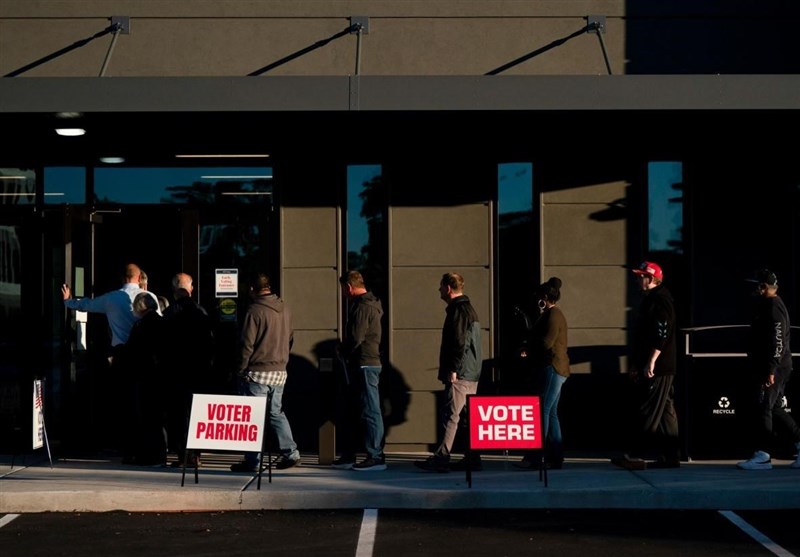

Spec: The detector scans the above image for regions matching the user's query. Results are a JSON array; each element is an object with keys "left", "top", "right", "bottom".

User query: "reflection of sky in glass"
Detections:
[
  {"left": 648, "top": 161, "right": 683, "bottom": 253},
  {"left": 498, "top": 163, "right": 533, "bottom": 217},
  {"left": 94, "top": 167, "right": 272, "bottom": 204},
  {"left": 44, "top": 167, "right": 86, "bottom": 204},
  {"left": 347, "top": 165, "right": 381, "bottom": 254}
]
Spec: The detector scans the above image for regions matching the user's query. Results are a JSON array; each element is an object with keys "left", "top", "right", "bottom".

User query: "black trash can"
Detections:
[{"left": 685, "top": 355, "right": 749, "bottom": 459}]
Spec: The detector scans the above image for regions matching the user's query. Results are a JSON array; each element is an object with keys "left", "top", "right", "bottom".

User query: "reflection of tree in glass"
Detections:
[
  {"left": 163, "top": 178, "right": 273, "bottom": 206},
  {"left": 347, "top": 175, "right": 387, "bottom": 302},
  {"left": 163, "top": 180, "right": 217, "bottom": 204}
]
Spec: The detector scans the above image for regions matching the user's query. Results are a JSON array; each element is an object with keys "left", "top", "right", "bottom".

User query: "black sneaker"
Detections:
[
  {"left": 352, "top": 457, "right": 387, "bottom": 471},
  {"left": 275, "top": 456, "right": 301, "bottom": 470},
  {"left": 230, "top": 462, "right": 258, "bottom": 473},
  {"left": 414, "top": 457, "right": 450, "bottom": 473},
  {"left": 331, "top": 456, "right": 356, "bottom": 470}
]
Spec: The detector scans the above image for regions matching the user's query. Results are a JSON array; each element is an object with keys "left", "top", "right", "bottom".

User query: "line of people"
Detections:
[
  {"left": 63, "top": 266, "right": 214, "bottom": 467},
  {"left": 610, "top": 262, "right": 800, "bottom": 472},
  {"left": 63, "top": 261, "right": 800, "bottom": 474}
]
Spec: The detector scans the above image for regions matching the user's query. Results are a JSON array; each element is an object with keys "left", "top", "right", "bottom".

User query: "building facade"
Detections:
[{"left": 1, "top": 1, "right": 799, "bottom": 458}]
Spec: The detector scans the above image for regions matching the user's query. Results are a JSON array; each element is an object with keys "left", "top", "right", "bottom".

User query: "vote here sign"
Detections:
[
  {"left": 468, "top": 395, "right": 542, "bottom": 450},
  {"left": 186, "top": 394, "right": 267, "bottom": 452}
]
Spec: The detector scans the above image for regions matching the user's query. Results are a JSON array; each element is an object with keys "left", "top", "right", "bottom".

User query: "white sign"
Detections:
[
  {"left": 186, "top": 394, "right": 267, "bottom": 452},
  {"left": 33, "top": 380, "right": 44, "bottom": 450},
  {"left": 215, "top": 268, "right": 239, "bottom": 298}
]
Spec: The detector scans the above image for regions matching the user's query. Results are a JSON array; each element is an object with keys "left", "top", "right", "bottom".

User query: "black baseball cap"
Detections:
[{"left": 746, "top": 269, "right": 778, "bottom": 286}]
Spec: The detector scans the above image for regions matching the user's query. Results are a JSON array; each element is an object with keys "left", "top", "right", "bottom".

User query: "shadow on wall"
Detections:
[
  {"left": 284, "top": 351, "right": 324, "bottom": 454},
  {"left": 284, "top": 339, "right": 411, "bottom": 455},
  {"left": 493, "top": 345, "right": 635, "bottom": 456}
]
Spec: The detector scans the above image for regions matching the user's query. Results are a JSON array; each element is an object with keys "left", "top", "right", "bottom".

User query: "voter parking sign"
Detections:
[
  {"left": 187, "top": 393, "right": 267, "bottom": 452},
  {"left": 468, "top": 395, "right": 542, "bottom": 450}
]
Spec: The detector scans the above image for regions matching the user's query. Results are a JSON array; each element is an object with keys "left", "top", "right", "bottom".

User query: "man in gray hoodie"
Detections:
[{"left": 230, "top": 273, "right": 300, "bottom": 472}]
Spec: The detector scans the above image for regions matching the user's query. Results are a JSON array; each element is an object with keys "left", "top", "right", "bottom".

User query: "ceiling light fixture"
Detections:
[
  {"left": 55, "top": 128, "right": 86, "bottom": 137},
  {"left": 175, "top": 154, "right": 270, "bottom": 158},
  {"left": 99, "top": 157, "right": 126, "bottom": 164}
]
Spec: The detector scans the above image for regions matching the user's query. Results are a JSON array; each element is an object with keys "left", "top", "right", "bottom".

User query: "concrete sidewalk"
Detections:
[{"left": 2, "top": 453, "right": 800, "bottom": 513}]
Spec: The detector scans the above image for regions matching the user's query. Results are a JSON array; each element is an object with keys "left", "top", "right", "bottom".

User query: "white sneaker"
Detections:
[
  {"left": 736, "top": 450, "right": 772, "bottom": 470},
  {"left": 790, "top": 443, "right": 800, "bottom": 469}
]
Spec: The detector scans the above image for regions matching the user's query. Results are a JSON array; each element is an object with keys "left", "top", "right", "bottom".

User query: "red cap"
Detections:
[{"left": 632, "top": 261, "right": 663, "bottom": 281}]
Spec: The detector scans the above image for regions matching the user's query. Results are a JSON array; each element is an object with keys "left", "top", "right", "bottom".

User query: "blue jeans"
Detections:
[
  {"left": 354, "top": 366, "right": 385, "bottom": 459},
  {"left": 540, "top": 365, "right": 567, "bottom": 459},
  {"left": 238, "top": 379, "right": 299, "bottom": 467}
]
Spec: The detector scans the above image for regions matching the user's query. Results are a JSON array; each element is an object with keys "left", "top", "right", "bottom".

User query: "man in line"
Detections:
[
  {"left": 230, "top": 273, "right": 301, "bottom": 472},
  {"left": 612, "top": 261, "right": 680, "bottom": 470},
  {"left": 415, "top": 272, "right": 482, "bottom": 473},
  {"left": 737, "top": 269, "right": 800, "bottom": 470},
  {"left": 162, "top": 272, "right": 215, "bottom": 468},
  {"left": 62, "top": 262, "right": 146, "bottom": 460},
  {"left": 61, "top": 262, "right": 145, "bottom": 355},
  {"left": 332, "top": 270, "right": 387, "bottom": 471}
]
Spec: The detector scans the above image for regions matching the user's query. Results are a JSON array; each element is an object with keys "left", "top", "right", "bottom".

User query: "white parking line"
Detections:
[
  {"left": 0, "top": 514, "right": 20, "bottom": 528},
  {"left": 356, "top": 508, "right": 378, "bottom": 557},
  {"left": 719, "top": 510, "right": 796, "bottom": 557}
]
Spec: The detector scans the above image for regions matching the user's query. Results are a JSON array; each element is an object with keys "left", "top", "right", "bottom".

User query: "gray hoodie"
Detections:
[{"left": 238, "top": 293, "right": 293, "bottom": 373}]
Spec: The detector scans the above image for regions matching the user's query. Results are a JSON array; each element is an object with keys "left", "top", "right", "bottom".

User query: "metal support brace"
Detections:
[
  {"left": 350, "top": 17, "right": 369, "bottom": 76},
  {"left": 100, "top": 17, "right": 130, "bottom": 77},
  {"left": 587, "top": 15, "right": 613, "bottom": 75},
  {"left": 4, "top": 16, "right": 129, "bottom": 77}
]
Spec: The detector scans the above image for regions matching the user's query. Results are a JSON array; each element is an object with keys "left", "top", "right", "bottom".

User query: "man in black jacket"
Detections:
[
  {"left": 415, "top": 272, "right": 482, "bottom": 473},
  {"left": 737, "top": 269, "right": 800, "bottom": 470},
  {"left": 332, "top": 270, "right": 387, "bottom": 471},
  {"left": 162, "top": 272, "right": 214, "bottom": 468},
  {"left": 612, "top": 261, "right": 680, "bottom": 470}
]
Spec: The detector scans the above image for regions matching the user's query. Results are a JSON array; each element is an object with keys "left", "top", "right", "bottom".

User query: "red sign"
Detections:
[{"left": 468, "top": 395, "right": 542, "bottom": 450}]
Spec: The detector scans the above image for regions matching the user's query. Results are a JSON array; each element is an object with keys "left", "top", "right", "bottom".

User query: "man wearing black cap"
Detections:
[
  {"left": 737, "top": 269, "right": 800, "bottom": 470},
  {"left": 612, "top": 261, "right": 680, "bottom": 470}
]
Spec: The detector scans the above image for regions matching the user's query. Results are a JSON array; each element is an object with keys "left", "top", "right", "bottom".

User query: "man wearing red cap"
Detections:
[{"left": 612, "top": 261, "right": 680, "bottom": 470}]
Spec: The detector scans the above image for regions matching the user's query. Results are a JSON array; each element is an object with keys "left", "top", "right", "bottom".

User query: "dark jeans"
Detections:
[
  {"left": 752, "top": 371, "right": 800, "bottom": 454},
  {"left": 631, "top": 374, "right": 680, "bottom": 462},
  {"left": 337, "top": 366, "right": 385, "bottom": 460}
]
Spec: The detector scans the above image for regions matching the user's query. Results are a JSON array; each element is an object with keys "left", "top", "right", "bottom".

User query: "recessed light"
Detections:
[
  {"left": 99, "top": 157, "right": 125, "bottom": 164},
  {"left": 55, "top": 128, "right": 86, "bottom": 137},
  {"left": 175, "top": 154, "right": 270, "bottom": 158}
]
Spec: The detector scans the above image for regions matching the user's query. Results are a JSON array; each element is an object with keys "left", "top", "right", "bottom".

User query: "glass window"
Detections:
[
  {"left": 346, "top": 164, "right": 386, "bottom": 301},
  {"left": 94, "top": 167, "right": 272, "bottom": 205},
  {"left": 498, "top": 163, "right": 533, "bottom": 223},
  {"left": 44, "top": 167, "right": 86, "bottom": 204},
  {"left": 0, "top": 224, "right": 23, "bottom": 370},
  {"left": 0, "top": 168, "right": 35, "bottom": 205},
  {"left": 648, "top": 161, "right": 684, "bottom": 253},
  {"left": 497, "top": 162, "right": 535, "bottom": 392}
]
